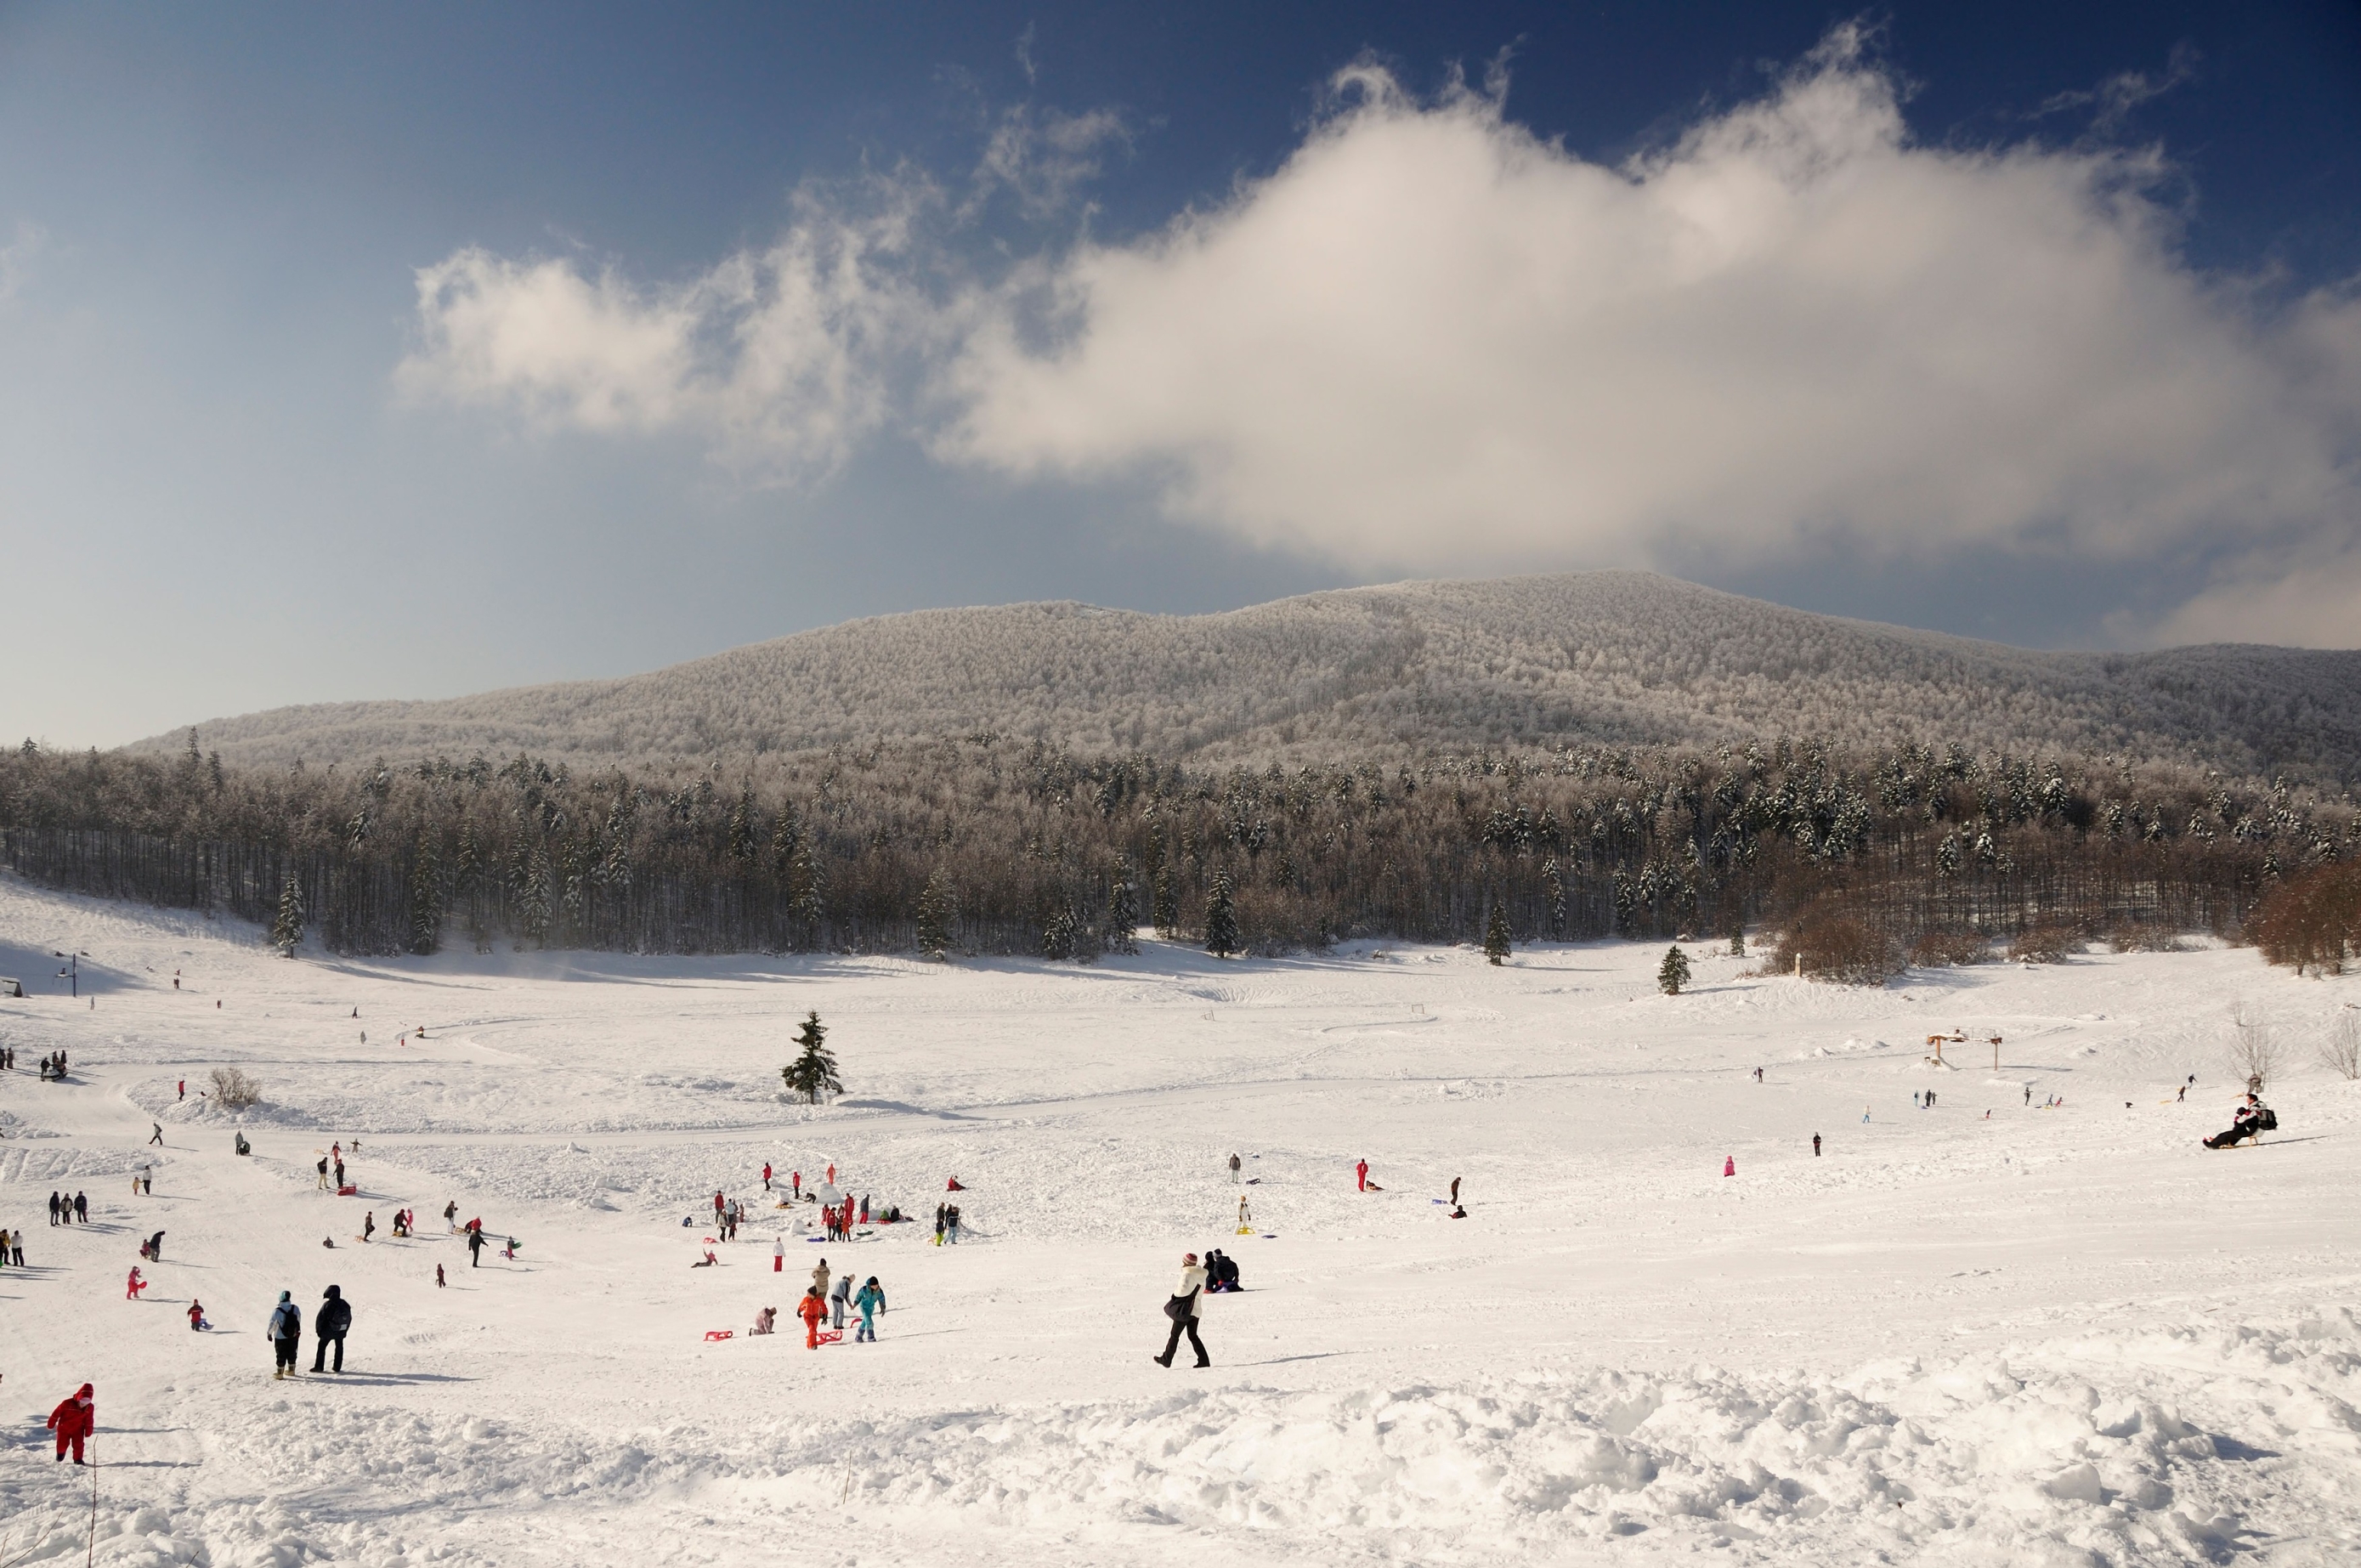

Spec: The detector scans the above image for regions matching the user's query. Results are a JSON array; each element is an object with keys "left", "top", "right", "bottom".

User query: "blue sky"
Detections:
[{"left": 3, "top": 2, "right": 2358, "bottom": 748}]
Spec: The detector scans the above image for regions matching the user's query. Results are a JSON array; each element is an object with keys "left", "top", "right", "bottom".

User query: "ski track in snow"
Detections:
[{"left": 1, "top": 875, "right": 2358, "bottom": 1565}]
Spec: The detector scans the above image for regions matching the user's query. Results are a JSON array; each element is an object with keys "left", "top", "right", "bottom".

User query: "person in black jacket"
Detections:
[{"left": 311, "top": 1285, "right": 352, "bottom": 1372}]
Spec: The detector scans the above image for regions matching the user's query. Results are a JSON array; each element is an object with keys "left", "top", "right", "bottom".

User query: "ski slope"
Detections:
[{"left": 2, "top": 874, "right": 2358, "bottom": 1567}]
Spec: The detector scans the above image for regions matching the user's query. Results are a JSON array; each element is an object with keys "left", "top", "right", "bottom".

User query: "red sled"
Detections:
[
  {"left": 815, "top": 1329, "right": 843, "bottom": 1345},
  {"left": 704, "top": 1329, "right": 733, "bottom": 1341},
  {"left": 337, "top": 1185, "right": 358, "bottom": 1197}
]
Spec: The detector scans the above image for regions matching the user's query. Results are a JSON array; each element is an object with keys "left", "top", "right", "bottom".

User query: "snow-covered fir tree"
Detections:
[
  {"left": 1204, "top": 869, "right": 1238, "bottom": 958},
  {"left": 914, "top": 869, "right": 955, "bottom": 961},
  {"left": 782, "top": 1010, "right": 841, "bottom": 1105},
  {"left": 1659, "top": 944, "right": 1691, "bottom": 995},
  {"left": 270, "top": 875, "right": 304, "bottom": 957},
  {"left": 1484, "top": 902, "right": 1511, "bottom": 965}
]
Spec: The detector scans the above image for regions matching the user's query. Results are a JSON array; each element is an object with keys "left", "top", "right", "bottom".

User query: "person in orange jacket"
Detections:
[
  {"left": 48, "top": 1383, "right": 93, "bottom": 1463},
  {"left": 796, "top": 1286, "right": 829, "bottom": 1348}
]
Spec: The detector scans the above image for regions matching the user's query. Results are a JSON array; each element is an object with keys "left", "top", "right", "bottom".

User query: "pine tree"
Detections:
[
  {"left": 1659, "top": 943, "right": 1691, "bottom": 995},
  {"left": 1484, "top": 902, "right": 1511, "bottom": 965},
  {"left": 726, "top": 786, "right": 756, "bottom": 869},
  {"left": 1106, "top": 859, "right": 1141, "bottom": 955},
  {"left": 1041, "top": 904, "right": 1077, "bottom": 961},
  {"left": 270, "top": 875, "right": 304, "bottom": 957},
  {"left": 1203, "top": 869, "right": 1239, "bottom": 958},
  {"left": 914, "top": 869, "right": 954, "bottom": 961},
  {"left": 408, "top": 837, "right": 443, "bottom": 956},
  {"left": 1152, "top": 866, "right": 1179, "bottom": 938},
  {"left": 1543, "top": 858, "right": 1567, "bottom": 939},
  {"left": 782, "top": 1010, "right": 841, "bottom": 1105},
  {"left": 1726, "top": 920, "right": 1746, "bottom": 958},
  {"left": 788, "top": 838, "right": 826, "bottom": 949}
]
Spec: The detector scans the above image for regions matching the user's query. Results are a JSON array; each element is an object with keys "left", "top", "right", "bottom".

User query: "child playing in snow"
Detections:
[
  {"left": 187, "top": 1299, "right": 209, "bottom": 1331},
  {"left": 797, "top": 1287, "right": 829, "bottom": 1348}
]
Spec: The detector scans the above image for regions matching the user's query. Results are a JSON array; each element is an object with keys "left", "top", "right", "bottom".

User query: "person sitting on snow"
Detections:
[{"left": 751, "top": 1306, "right": 777, "bottom": 1335}]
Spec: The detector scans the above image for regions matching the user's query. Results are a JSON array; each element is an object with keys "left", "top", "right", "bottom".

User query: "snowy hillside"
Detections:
[
  {"left": 130, "top": 573, "right": 2361, "bottom": 778},
  {"left": 2, "top": 874, "right": 2358, "bottom": 1565}
]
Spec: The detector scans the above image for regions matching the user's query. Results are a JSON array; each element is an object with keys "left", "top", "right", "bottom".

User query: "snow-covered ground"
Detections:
[{"left": 2, "top": 874, "right": 2358, "bottom": 1567}]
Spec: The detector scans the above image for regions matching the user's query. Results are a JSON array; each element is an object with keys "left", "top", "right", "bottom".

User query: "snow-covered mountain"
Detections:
[{"left": 137, "top": 572, "right": 2361, "bottom": 777}]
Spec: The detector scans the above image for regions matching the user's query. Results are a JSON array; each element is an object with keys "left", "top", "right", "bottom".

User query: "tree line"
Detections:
[{"left": 3, "top": 731, "right": 2353, "bottom": 965}]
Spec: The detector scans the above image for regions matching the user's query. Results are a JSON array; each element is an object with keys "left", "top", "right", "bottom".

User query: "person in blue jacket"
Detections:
[{"left": 852, "top": 1276, "right": 886, "bottom": 1342}]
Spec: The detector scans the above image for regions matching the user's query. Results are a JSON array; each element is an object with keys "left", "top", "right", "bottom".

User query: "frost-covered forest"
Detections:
[
  {"left": 125, "top": 575, "right": 2361, "bottom": 782},
  {"left": 8, "top": 727, "right": 2354, "bottom": 961}
]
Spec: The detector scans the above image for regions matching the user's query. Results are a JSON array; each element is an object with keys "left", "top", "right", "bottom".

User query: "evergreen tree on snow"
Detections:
[
  {"left": 1042, "top": 903, "right": 1078, "bottom": 961},
  {"left": 1106, "top": 859, "right": 1141, "bottom": 954},
  {"left": 1542, "top": 858, "right": 1567, "bottom": 938},
  {"left": 1152, "top": 866, "right": 1179, "bottom": 938},
  {"left": 789, "top": 839, "right": 826, "bottom": 949},
  {"left": 1483, "top": 902, "right": 1511, "bottom": 965},
  {"left": 726, "top": 786, "right": 756, "bottom": 869},
  {"left": 1204, "top": 869, "right": 1239, "bottom": 958},
  {"left": 270, "top": 875, "right": 304, "bottom": 957},
  {"left": 1726, "top": 920, "right": 1746, "bottom": 958},
  {"left": 407, "top": 837, "right": 443, "bottom": 956},
  {"left": 914, "top": 869, "right": 954, "bottom": 961},
  {"left": 1659, "top": 943, "right": 1691, "bottom": 995},
  {"left": 782, "top": 1010, "right": 841, "bottom": 1105}
]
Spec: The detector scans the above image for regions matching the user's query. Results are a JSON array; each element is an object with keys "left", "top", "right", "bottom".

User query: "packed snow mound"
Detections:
[{"left": 6, "top": 1317, "right": 2353, "bottom": 1566}]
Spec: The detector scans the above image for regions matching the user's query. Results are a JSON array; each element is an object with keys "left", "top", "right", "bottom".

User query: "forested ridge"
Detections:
[
  {"left": 125, "top": 574, "right": 2361, "bottom": 783},
  {"left": 8, "top": 729, "right": 2353, "bottom": 963}
]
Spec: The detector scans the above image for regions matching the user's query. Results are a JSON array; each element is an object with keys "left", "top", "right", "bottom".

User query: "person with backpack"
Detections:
[
  {"left": 311, "top": 1285, "right": 352, "bottom": 1372},
  {"left": 1154, "top": 1253, "right": 1210, "bottom": 1368},
  {"left": 269, "top": 1291, "right": 303, "bottom": 1378}
]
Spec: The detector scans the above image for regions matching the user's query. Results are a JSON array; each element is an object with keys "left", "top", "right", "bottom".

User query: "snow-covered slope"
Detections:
[
  {"left": 3, "top": 875, "right": 2358, "bottom": 1565},
  {"left": 131, "top": 572, "right": 2361, "bottom": 777}
]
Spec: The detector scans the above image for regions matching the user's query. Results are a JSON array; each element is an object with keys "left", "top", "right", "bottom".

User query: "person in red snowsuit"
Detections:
[
  {"left": 796, "top": 1287, "right": 829, "bottom": 1348},
  {"left": 48, "top": 1384, "right": 93, "bottom": 1463},
  {"left": 762, "top": 1163, "right": 773, "bottom": 1192},
  {"left": 1355, "top": 1158, "right": 1367, "bottom": 1192}
]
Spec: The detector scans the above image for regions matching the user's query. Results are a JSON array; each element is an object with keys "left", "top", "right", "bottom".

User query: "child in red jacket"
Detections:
[{"left": 48, "top": 1384, "right": 93, "bottom": 1463}]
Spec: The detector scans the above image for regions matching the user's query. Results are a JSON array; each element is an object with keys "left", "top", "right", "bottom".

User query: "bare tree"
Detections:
[
  {"left": 2228, "top": 1004, "right": 2281, "bottom": 1090},
  {"left": 209, "top": 1067, "right": 263, "bottom": 1109},
  {"left": 2323, "top": 1008, "right": 2361, "bottom": 1081}
]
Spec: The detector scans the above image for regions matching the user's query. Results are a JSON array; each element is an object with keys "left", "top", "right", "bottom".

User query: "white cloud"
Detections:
[
  {"left": 397, "top": 190, "right": 927, "bottom": 481},
  {"left": 970, "top": 105, "right": 1129, "bottom": 220},
  {"left": 942, "top": 31, "right": 2361, "bottom": 594},
  {"left": 393, "top": 31, "right": 2361, "bottom": 645}
]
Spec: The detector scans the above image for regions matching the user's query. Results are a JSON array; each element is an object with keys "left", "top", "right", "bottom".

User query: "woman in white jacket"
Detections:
[{"left": 1154, "top": 1253, "right": 1210, "bottom": 1368}]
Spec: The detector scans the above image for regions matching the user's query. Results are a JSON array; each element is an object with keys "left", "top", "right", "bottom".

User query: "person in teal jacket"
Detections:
[{"left": 852, "top": 1276, "right": 886, "bottom": 1342}]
